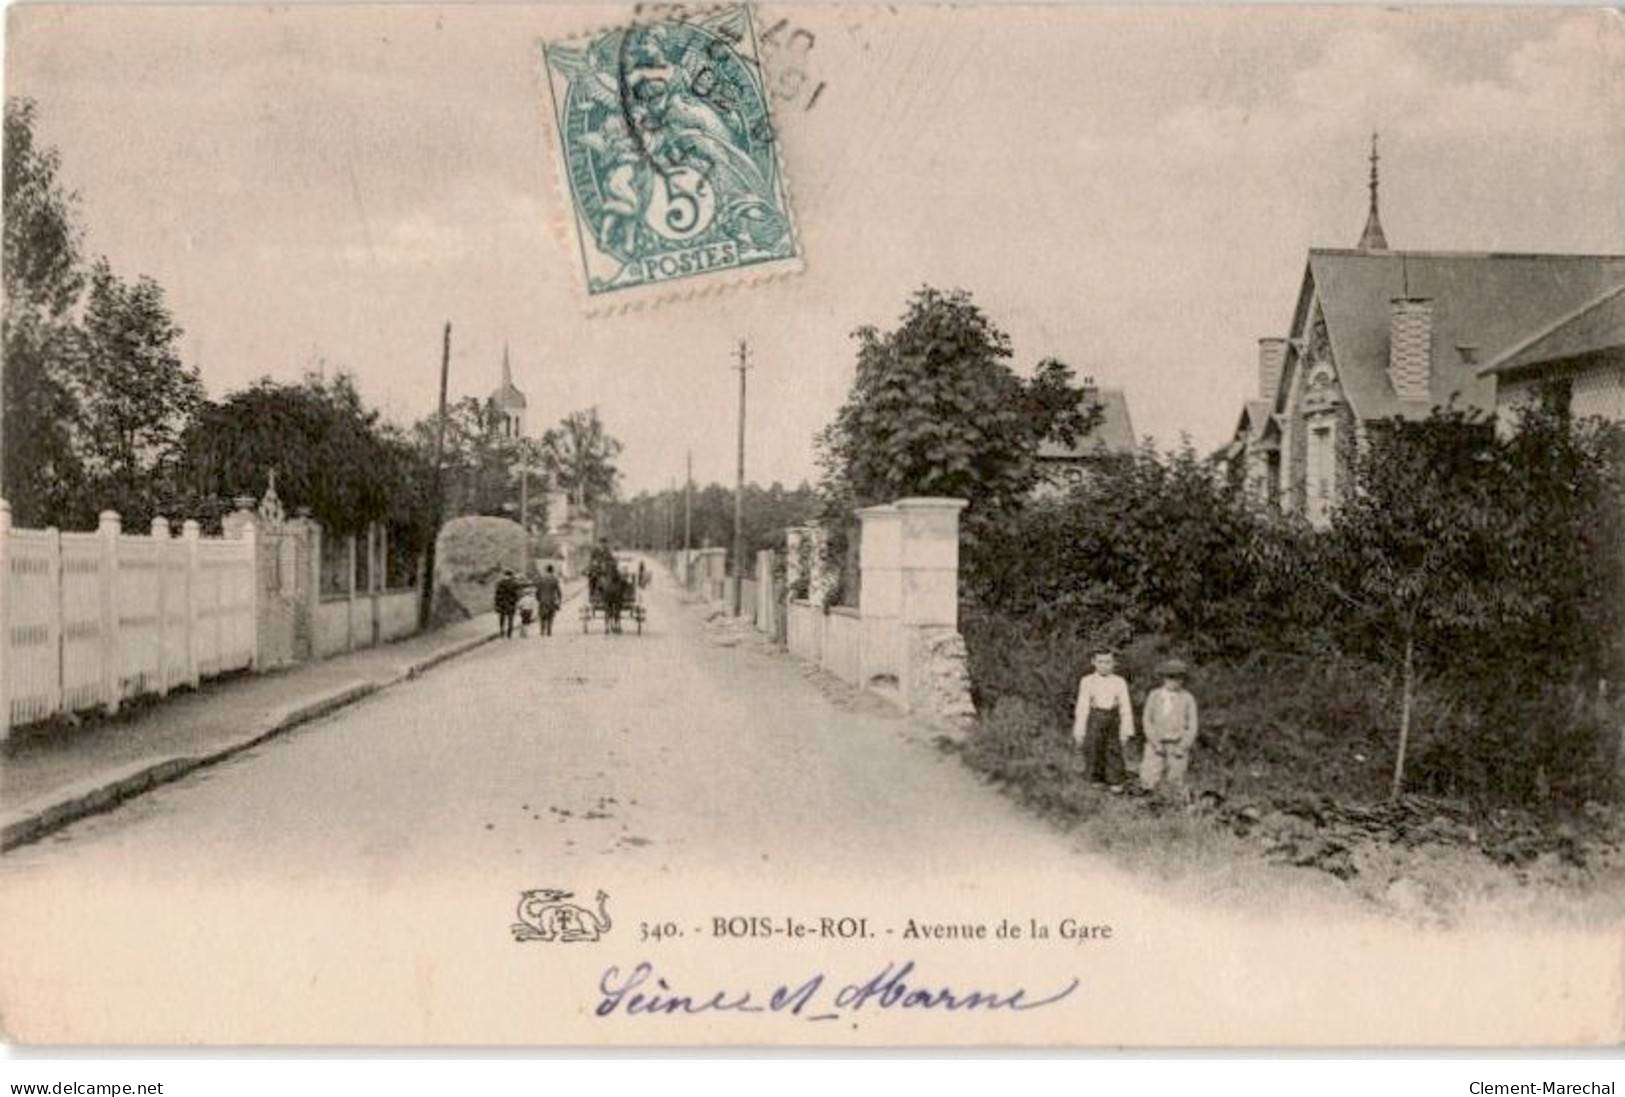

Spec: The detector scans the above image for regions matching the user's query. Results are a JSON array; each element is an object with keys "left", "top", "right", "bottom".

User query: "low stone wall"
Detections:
[
  {"left": 784, "top": 600, "right": 864, "bottom": 688},
  {"left": 780, "top": 498, "right": 976, "bottom": 737},
  {"left": 315, "top": 598, "right": 356, "bottom": 658},
  {"left": 787, "top": 600, "right": 823, "bottom": 665},
  {"left": 315, "top": 589, "right": 419, "bottom": 656},
  {"left": 822, "top": 606, "right": 863, "bottom": 686},
  {"left": 379, "top": 590, "right": 418, "bottom": 643}
]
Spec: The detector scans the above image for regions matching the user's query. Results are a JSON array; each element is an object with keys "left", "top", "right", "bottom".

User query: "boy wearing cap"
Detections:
[
  {"left": 1141, "top": 659, "right": 1199, "bottom": 795},
  {"left": 1072, "top": 650, "right": 1135, "bottom": 789}
]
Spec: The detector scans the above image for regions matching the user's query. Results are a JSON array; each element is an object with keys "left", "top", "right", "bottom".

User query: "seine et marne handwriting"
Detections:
[{"left": 594, "top": 960, "right": 1080, "bottom": 1021}]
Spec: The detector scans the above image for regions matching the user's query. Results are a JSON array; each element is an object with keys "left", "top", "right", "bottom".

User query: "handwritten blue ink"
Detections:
[{"left": 594, "top": 960, "right": 1079, "bottom": 1021}]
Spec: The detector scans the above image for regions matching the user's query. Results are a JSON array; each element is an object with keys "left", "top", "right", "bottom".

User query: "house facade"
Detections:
[
  {"left": 1225, "top": 141, "right": 1625, "bottom": 527},
  {"left": 1035, "top": 380, "right": 1136, "bottom": 494}
]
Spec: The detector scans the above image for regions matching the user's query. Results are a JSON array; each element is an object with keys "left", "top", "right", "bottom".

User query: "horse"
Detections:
[{"left": 601, "top": 568, "right": 629, "bottom": 635}]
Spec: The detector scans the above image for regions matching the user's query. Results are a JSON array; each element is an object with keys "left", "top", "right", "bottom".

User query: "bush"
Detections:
[
  {"left": 1408, "top": 680, "right": 1621, "bottom": 807},
  {"left": 967, "top": 441, "right": 1283, "bottom": 659},
  {"left": 962, "top": 608, "right": 1156, "bottom": 726}
]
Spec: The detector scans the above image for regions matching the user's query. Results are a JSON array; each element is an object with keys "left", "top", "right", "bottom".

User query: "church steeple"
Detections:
[
  {"left": 490, "top": 342, "right": 527, "bottom": 439},
  {"left": 1358, "top": 131, "right": 1389, "bottom": 251}
]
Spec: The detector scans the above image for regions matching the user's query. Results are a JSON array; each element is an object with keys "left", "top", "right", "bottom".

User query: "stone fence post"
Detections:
[
  {"left": 784, "top": 526, "right": 808, "bottom": 599},
  {"left": 857, "top": 504, "right": 902, "bottom": 688},
  {"left": 97, "top": 510, "right": 121, "bottom": 714},
  {"left": 896, "top": 497, "right": 975, "bottom": 734},
  {"left": 806, "top": 525, "right": 835, "bottom": 606},
  {"left": 0, "top": 499, "right": 11, "bottom": 738},
  {"left": 152, "top": 515, "right": 171, "bottom": 696},
  {"left": 182, "top": 519, "right": 201, "bottom": 688}
]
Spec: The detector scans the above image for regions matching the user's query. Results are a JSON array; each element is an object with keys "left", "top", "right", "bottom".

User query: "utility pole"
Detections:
[
  {"left": 420, "top": 322, "right": 452, "bottom": 629},
  {"left": 684, "top": 449, "right": 693, "bottom": 580},
  {"left": 732, "top": 339, "right": 750, "bottom": 617}
]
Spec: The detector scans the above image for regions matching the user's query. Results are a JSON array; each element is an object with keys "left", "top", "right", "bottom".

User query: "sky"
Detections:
[{"left": 6, "top": 3, "right": 1624, "bottom": 495}]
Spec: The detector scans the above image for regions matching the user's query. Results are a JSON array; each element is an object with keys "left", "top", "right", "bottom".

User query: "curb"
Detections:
[
  {"left": 397, "top": 631, "right": 497, "bottom": 682},
  {"left": 1, "top": 630, "right": 497, "bottom": 853}
]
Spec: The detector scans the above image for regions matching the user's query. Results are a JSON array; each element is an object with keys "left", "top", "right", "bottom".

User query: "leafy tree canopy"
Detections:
[
  {"left": 816, "top": 287, "right": 1099, "bottom": 528},
  {"left": 2, "top": 97, "right": 88, "bottom": 524},
  {"left": 541, "top": 406, "right": 622, "bottom": 512},
  {"left": 178, "top": 372, "right": 416, "bottom": 538}
]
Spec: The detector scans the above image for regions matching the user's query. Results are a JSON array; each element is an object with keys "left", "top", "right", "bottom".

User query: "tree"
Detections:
[
  {"left": 412, "top": 396, "right": 549, "bottom": 530},
  {"left": 541, "top": 407, "right": 622, "bottom": 512},
  {"left": 816, "top": 287, "right": 1099, "bottom": 535},
  {"left": 602, "top": 480, "right": 818, "bottom": 556},
  {"left": 179, "top": 372, "right": 415, "bottom": 538},
  {"left": 2, "top": 98, "right": 88, "bottom": 524},
  {"left": 1323, "top": 406, "right": 1510, "bottom": 799},
  {"left": 71, "top": 259, "right": 202, "bottom": 523}
]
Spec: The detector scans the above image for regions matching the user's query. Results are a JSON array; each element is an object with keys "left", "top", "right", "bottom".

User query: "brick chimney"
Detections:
[
  {"left": 1079, "top": 374, "right": 1099, "bottom": 406},
  {"left": 1388, "top": 298, "right": 1434, "bottom": 402},
  {"left": 1257, "top": 338, "right": 1287, "bottom": 401}
]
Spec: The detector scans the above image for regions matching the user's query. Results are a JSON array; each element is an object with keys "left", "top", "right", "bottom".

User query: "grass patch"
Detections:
[{"left": 958, "top": 615, "right": 1625, "bottom": 921}]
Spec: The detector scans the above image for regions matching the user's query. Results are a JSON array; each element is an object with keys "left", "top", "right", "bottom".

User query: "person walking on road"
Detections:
[
  {"left": 1140, "top": 659, "right": 1199, "bottom": 799},
  {"left": 494, "top": 569, "right": 520, "bottom": 639},
  {"left": 536, "top": 565, "right": 562, "bottom": 637},
  {"left": 1072, "top": 649, "right": 1135, "bottom": 790}
]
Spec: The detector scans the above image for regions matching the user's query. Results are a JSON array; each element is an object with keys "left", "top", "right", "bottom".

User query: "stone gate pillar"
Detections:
[
  {"left": 857, "top": 504, "right": 902, "bottom": 687},
  {"left": 805, "top": 525, "right": 835, "bottom": 606},
  {"left": 784, "top": 526, "right": 808, "bottom": 600},
  {"left": 896, "top": 497, "right": 975, "bottom": 734}
]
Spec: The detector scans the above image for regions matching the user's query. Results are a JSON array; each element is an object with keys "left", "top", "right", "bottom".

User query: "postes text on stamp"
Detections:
[{"left": 541, "top": 5, "right": 801, "bottom": 302}]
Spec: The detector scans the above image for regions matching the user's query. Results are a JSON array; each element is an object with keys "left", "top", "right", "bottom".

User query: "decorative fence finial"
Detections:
[{"left": 259, "top": 467, "right": 286, "bottom": 531}]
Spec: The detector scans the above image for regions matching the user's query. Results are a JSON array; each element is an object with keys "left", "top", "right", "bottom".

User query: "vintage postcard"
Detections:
[{"left": 1, "top": 3, "right": 1623, "bottom": 1047}]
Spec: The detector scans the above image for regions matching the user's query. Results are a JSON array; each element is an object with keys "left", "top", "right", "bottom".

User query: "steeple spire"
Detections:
[
  {"left": 1358, "top": 131, "right": 1389, "bottom": 251},
  {"left": 501, "top": 342, "right": 512, "bottom": 389}
]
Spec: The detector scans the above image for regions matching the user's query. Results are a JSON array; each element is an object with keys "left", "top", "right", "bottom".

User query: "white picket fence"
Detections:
[{"left": 0, "top": 500, "right": 257, "bottom": 736}]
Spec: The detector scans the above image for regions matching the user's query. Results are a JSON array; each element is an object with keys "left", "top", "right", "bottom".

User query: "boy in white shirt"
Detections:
[
  {"left": 1141, "top": 658, "right": 1199, "bottom": 797},
  {"left": 1072, "top": 650, "right": 1135, "bottom": 789}
]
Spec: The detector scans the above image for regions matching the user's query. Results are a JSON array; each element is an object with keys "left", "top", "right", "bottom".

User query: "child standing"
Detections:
[
  {"left": 1072, "top": 650, "right": 1135, "bottom": 789},
  {"left": 516, "top": 587, "right": 539, "bottom": 638},
  {"left": 1140, "top": 659, "right": 1199, "bottom": 796}
]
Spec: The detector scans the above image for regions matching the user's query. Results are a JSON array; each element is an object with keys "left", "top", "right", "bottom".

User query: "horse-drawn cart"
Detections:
[{"left": 581, "top": 567, "right": 646, "bottom": 634}]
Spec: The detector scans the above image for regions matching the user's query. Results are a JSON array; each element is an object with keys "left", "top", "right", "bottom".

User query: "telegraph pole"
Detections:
[
  {"left": 420, "top": 322, "right": 452, "bottom": 628},
  {"left": 684, "top": 449, "right": 693, "bottom": 574},
  {"left": 732, "top": 339, "right": 750, "bottom": 617}
]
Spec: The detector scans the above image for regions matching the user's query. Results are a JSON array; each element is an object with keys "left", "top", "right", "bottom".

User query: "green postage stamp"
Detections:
[{"left": 541, "top": 5, "right": 802, "bottom": 304}]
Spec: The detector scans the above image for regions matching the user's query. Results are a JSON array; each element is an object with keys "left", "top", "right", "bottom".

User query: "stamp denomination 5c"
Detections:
[{"left": 541, "top": 5, "right": 802, "bottom": 304}]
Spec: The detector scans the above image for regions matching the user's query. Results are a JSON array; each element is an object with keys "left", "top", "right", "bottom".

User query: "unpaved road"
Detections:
[{"left": 2, "top": 565, "right": 1616, "bottom": 1045}]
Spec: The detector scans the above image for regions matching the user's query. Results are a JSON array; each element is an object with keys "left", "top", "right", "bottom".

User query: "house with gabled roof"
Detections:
[
  {"left": 1477, "top": 283, "right": 1625, "bottom": 432},
  {"left": 1224, "top": 136, "right": 1625, "bottom": 527},
  {"left": 1035, "top": 378, "right": 1136, "bottom": 494}
]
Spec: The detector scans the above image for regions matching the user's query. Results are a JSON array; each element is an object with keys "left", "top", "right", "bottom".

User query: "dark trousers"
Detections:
[
  {"left": 540, "top": 608, "right": 556, "bottom": 636},
  {"left": 498, "top": 610, "right": 515, "bottom": 637},
  {"left": 1083, "top": 707, "right": 1125, "bottom": 784}
]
